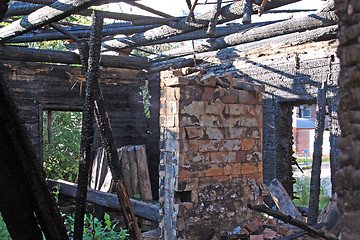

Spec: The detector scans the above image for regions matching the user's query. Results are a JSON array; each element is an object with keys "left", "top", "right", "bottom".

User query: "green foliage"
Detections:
[
  {"left": 293, "top": 176, "right": 331, "bottom": 210},
  {"left": 0, "top": 214, "right": 11, "bottom": 239},
  {"left": 139, "top": 80, "right": 151, "bottom": 118},
  {"left": 63, "top": 213, "right": 127, "bottom": 239},
  {"left": 43, "top": 111, "right": 82, "bottom": 182}
]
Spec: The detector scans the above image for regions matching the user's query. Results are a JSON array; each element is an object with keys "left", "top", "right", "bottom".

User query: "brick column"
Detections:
[{"left": 159, "top": 68, "right": 264, "bottom": 239}]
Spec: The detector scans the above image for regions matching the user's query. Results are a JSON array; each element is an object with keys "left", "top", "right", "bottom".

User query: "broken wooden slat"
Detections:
[
  {"left": 0, "top": 46, "right": 150, "bottom": 69},
  {"left": 318, "top": 194, "right": 340, "bottom": 235},
  {"left": 267, "top": 179, "right": 304, "bottom": 221},
  {"left": 248, "top": 204, "right": 338, "bottom": 240},
  {"left": 135, "top": 145, "right": 153, "bottom": 200},
  {"left": 206, "top": 0, "right": 222, "bottom": 37},
  {"left": 120, "top": 146, "right": 134, "bottom": 198},
  {"left": 128, "top": 145, "right": 140, "bottom": 197},
  {"left": 47, "top": 179, "right": 160, "bottom": 222},
  {"left": 308, "top": 82, "right": 327, "bottom": 225}
]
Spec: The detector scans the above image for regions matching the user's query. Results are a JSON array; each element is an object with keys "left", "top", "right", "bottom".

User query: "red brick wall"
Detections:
[{"left": 159, "top": 68, "right": 263, "bottom": 239}]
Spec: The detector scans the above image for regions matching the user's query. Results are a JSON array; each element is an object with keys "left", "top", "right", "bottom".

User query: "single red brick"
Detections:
[
  {"left": 178, "top": 166, "right": 198, "bottom": 179},
  {"left": 228, "top": 103, "right": 246, "bottom": 115},
  {"left": 241, "top": 139, "right": 256, "bottom": 151},
  {"left": 235, "top": 151, "right": 246, "bottom": 163},
  {"left": 221, "top": 89, "right": 239, "bottom": 104},
  {"left": 185, "top": 126, "right": 204, "bottom": 139},
  {"left": 198, "top": 140, "right": 220, "bottom": 152},
  {"left": 242, "top": 163, "right": 259, "bottom": 175},
  {"left": 245, "top": 172, "right": 263, "bottom": 182},
  {"left": 250, "top": 235, "right": 264, "bottom": 240},
  {"left": 245, "top": 220, "right": 262, "bottom": 234},
  {"left": 239, "top": 90, "right": 257, "bottom": 104},
  {"left": 202, "top": 87, "right": 217, "bottom": 101},
  {"left": 228, "top": 163, "right": 241, "bottom": 176},
  {"left": 203, "top": 165, "right": 224, "bottom": 177},
  {"left": 210, "top": 152, "right": 227, "bottom": 164}
]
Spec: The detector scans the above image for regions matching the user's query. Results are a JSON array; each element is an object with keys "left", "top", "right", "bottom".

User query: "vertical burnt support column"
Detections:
[
  {"left": 159, "top": 68, "right": 264, "bottom": 239},
  {"left": 262, "top": 98, "right": 277, "bottom": 185},
  {"left": 335, "top": 0, "right": 360, "bottom": 239},
  {"left": 328, "top": 97, "right": 340, "bottom": 194},
  {"left": 275, "top": 102, "right": 294, "bottom": 197}
]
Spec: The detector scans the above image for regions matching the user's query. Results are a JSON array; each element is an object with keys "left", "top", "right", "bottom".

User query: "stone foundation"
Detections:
[{"left": 158, "top": 68, "right": 264, "bottom": 239}]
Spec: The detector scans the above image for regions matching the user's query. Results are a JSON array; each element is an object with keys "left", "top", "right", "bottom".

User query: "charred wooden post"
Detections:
[
  {"left": 73, "top": 10, "right": 102, "bottom": 240},
  {"left": 242, "top": 0, "right": 253, "bottom": 24},
  {"left": 248, "top": 204, "right": 338, "bottom": 240},
  {"left": 206, "top": 0, "right": 222, "bottom": 37},
  {"left": 308, "top": 82, "right": 327, "bottom": 225},
  {"left": 85, "top": 13, "right": 142, "bottom": 239}
]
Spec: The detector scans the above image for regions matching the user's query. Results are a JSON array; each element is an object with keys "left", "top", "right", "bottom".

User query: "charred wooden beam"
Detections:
[
  {"left": 101, "top": 0, "right": 301, "bottom": 52},
  {"left": 148, "top": 20, "right": 283, "bottom": 51},
  {"left": 148, "top": 25, "right": 338, "bottom": 73},
  {"left": 0, "top": 45, "right": 149, "bottom": 69},
  {"left": 242, "top": 0, "right": 253, "bottom": 24},
  {"left": 156, "top": 11, "right": 338, "bottom": 59},
  {"left": 187, "top": 0, "right": 198, "bottom": 23},
  {"left": 6, "top": 1, "right": 165, "bottom": 22},
  {"left": 7, "top": 23, "right": 160, "bottom": 43},
  {"left": 47, "top": 179, "right": 160, "bottom": 222},
  {"left": 0, "top": 62, "right": 69, "bottom": 239},
  {"left": 308, "top": 82, "right": 327, "bottom": 225},
  {"left": 131, "top": 17, "right": 184, "bottom": 26},
  {"left": 0, "top": 0, "right": 138, "bottom": 42},
  {"left": 248, "top": 204, "right": 338, "bottom": 240},
  {"left": 73, "top": 10, "right": 101, "bottom": 240}
]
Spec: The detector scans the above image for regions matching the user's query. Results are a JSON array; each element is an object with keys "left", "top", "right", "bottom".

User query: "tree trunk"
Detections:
[
  {"left": 148, "top": 25, "right": 338, "bottom": 73},
  {"left": 158, "top": 11, "right": 338, "bottom": 59},
  {"left": 0, "top": 46, "right": 149, "bottom": 69},
  {"left": 308, "top": 82, "right": 327, "bottom": 225},
  {"left": 101, "top": 0, "right": 301, "bottom": 52}
]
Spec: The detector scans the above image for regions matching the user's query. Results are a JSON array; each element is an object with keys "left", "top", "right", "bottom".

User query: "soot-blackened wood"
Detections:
[
  {"left": 0, "top": 46, "right": 149, "bottom": 69},
  {"left": 0, "top": 0, "right": 10, "bottom": 21},
  {"left": 0, "top": 0, "right": 106, "bottom": 42},
  {"left": 94, "top": 87, "right": 143, "bottom": 240},
  {"left": 47, "top": 179, "right": 160, "bottom": 222},
  {"left": 131, "top": 17, "right": 184, "bottom": 26},
  {"left": 206, "top": 0, "right": 222, "bottom": 37},
  {"left": 74, "top": 10, "right": 102, "bottom": 240},
  {"left": 7, "top": 23, "right": 159, "bottom": 43},
  {"left": 308, "top": 82, "right": 327, "bottom": 225},
  {"left": 0, "top": 70, "right": 69, "bottom": 239},
  {"left": 148, "top": 25, "right": 338, "bottom": 73},
  {"left": 158, "top": 11, "right": 338, "bottom": 59},
  {"left": 101, "top": 0, "right": 301, "bottom": 52},
  {"left": 248, "top": 205, "right": 338, "bottom": 240},
  {"left": 242, "top": 0, "right": 253, "bottom": 24},
  {"left": 90, "top": 19, "right": 142, "bottom": 239}
]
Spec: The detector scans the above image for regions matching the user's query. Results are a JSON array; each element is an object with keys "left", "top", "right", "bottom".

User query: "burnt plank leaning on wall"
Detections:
[{"left": 0, "top": 60, "right": 160, "bottom": 198}]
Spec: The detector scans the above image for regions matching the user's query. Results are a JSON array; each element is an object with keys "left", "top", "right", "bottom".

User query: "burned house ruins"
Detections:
[{"left": 0, "top": 0, "right": 358, "bottom": 239}]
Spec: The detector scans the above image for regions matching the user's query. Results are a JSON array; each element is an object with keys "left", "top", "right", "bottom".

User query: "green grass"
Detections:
[
  {"left": 293, "top": 176, "right": 331, "bottom": 210},
  {"left": 296, "top": 157, "right": 330, "bottom": 164}
]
